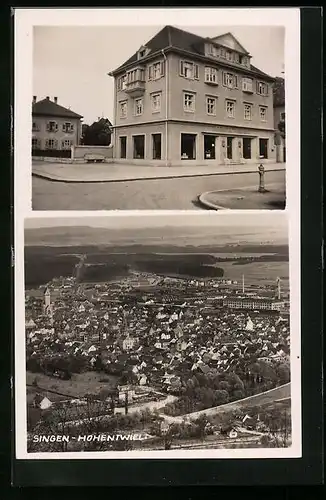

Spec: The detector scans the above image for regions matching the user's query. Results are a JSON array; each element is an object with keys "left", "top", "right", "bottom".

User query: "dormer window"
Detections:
[
  {"left": 137, "top": 46, "right": 149, "bottom": 59},
  {"left": 226, "top": 50, "right": 233, "bottom": 61}
]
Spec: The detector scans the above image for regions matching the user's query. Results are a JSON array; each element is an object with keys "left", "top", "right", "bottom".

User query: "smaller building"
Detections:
[
  {"left": 32, "top": 96, "right": 83, "bottom": 156},
  {"left": 273, "top": 77, "right": 286, "bottom": 163}
]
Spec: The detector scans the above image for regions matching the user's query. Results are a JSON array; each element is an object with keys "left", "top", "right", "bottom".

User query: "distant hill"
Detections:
[{"left": 25, "top": 225, "right": 288, "bottom": 249}]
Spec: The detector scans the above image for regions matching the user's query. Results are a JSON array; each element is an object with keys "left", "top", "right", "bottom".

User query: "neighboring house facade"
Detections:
[
  {"left": 32, "top": 96, "right": 83, "bottom": 154},
  {"left": 109, "top": 26, "right": 277, "bottom": 166},
  {"left": 273, "top": 76, "right": 286, "bottom": 163}
]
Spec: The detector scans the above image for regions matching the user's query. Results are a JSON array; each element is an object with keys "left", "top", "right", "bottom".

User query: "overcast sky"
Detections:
[
  {"left": 25, "top": 212, "right": 287, "bottom": 231},
  {"left": 33, "top": 25, "right": 285, "bottom": 125}
]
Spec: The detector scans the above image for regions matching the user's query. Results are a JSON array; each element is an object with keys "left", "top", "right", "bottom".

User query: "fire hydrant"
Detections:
[{"left": 258, "top": 162, "right": 266, "bottom": 193}]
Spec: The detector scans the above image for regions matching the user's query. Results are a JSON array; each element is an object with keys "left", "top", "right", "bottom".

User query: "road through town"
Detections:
[{"left": 32, "top": 170, "right": 285, "bottom": 210}]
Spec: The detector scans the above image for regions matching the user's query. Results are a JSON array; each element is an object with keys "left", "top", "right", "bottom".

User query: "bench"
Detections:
[{"left": 84, "top": 154, "right": 105, "bottom": 163}]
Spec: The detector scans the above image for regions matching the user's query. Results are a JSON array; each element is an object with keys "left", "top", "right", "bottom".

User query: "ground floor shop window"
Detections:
[
  {"left": 133, "top": 135, "right": 145, "bottom": 159},
  {"left": 120, "top": 136, "right": 127, "bottom": 158},
  {"left": 181, "top": 133, "right": 196, "bottom": 160},
  {"left": 204, "top": 135, "right": 216, "bottom": 159},
  {"left": 259, "top": 138, "right": 269, "bottom": 159},
  {"left": 242, "top": 137, "right": 252, "bottom": 159},
  {"left": 226, "top": 137, "right": 233, "bottom": 159},
  {"left": 152, "top": 134, "right": 161, "bottom": 160}
]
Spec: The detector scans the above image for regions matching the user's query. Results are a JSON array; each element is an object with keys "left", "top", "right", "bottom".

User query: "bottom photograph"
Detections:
[{"left": 19, "top": 212, "right": 295, "bottom": 457}]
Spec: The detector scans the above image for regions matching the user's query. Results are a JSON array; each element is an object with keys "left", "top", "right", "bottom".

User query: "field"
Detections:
[
  {"left": 26, "top": 371, "right": 119, "bottom": 399},
  {"left": 217, "top": 261, "right": 289, "bottom": 285},
  {"left": 25, "top": 246, "right": 288, "bottom": 288}
]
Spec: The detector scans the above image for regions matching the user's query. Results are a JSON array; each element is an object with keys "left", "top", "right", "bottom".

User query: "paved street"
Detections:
[{"left": 32, "top": 170, "right": 285, "bottom": 210}]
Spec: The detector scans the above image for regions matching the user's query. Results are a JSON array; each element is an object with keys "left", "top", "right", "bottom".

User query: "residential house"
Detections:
[
  {"left": 109, "top": 26, "right": 276, "bottom": 166},
  {"left": 32, "top": 96, "right": 83, "bottom": 154},
  {"left": 273, "top": 76, "right": 286, "bottom": 162}
]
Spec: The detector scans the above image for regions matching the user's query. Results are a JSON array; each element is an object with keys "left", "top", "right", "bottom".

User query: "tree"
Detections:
[
  {"left": 82, "top": 118, "right": 112, "bottom": 146},
  {"left": 276, "top": 363, "right": 290, "bottom": 384},
  {"left": 214, "top": 389, "right": 229, "bottom": 405},
  {"left": 278, "top": 119, "right": 285, "bottom": 139}
]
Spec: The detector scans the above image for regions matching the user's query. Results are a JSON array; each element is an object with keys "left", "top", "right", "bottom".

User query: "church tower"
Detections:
[
  {"left": 44, "top": 287, "right": 51, "bottom": 308},
  {"left": 43, "top": 287, "right": 53, "bottom": 321}
]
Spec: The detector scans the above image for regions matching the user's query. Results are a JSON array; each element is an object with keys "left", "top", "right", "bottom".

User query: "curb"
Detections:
[
  {"left": 32, "top": 167, "right": 285, "bottom": 184},
  {"left": 197, "top": 192, "right": 229, "bottom": 211}
]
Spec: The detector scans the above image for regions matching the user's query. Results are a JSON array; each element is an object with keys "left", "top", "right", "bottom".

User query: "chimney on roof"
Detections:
[
  {"left": 54, "top": 96, "right": 58, "bottom": 104},
  {"left": 46, "top": 96, "right": 50, "bottom": 100},
  {"left": 32, "top": 96, "right": 37, "bottom": 104}
]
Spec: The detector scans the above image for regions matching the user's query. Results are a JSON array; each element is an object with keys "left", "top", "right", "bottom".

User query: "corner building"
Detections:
[{"left": 109, "top": 26, "right": 277, "bottom": 167}]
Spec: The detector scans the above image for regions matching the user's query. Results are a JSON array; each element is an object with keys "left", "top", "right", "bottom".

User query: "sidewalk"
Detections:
[
  {"left": 32, "top": 160, "right": 286, "bottom": 183},
  {"left": 198, "top": 185, "right": 286, "bottom": 210}
]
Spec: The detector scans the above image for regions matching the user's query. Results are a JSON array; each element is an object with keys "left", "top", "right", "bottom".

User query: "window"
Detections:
[
  {"left": 183, "top": 92, "right": 195, "bottom": 112},
  {"left": 234, "top": 53, "right": 240, "bottom": 63},
  {"left": 151, "top": 92, "right": 161, "bottom": 113},
  {"left": 257, "top": 81, "right": 269, "bottom": 96},
  {"left": 133, "top": 135, "right": 145, "bottom": 159},
  {"left": 181, "top": 133, "right": 196, "bottom": 160},
  {"left": 45, "top": 139, "right": 57, "bottom": 149},
  {"left": 226, "top": 50, "right": 233, "bottom": 61},
  {"left": 46, "top": 121, "right": 58, "bottom": 132},
  {"left": 243, "top": 138, "right": 252, "bottom": 159},
  {"left": 222, "top": 72, "right": 238, "bottom": 89},
  {"left": 63, "top": 122, "right": 74, "bottom": 132},
  {"left": 244, "top": 103, "right": 252, "bottom": 120},
  {"left": 242, "top": 77, "right": 253, "bottom": 93},
  {"left": 240, "top": 56, "right": 249, "bottom": 66},
  {"left": 280, "top": 111, "right": 285, "bottom": 121},
  {"left": 31, "top": 138, "right": 39, "bottom": 149},
  {"left": 119, "top": 101, "right": 127, "bottom": 118},
  {"left": 207, "top": 44, "right": 218, "bottom": 57},
  {"left": 139, "top": 49, "right": 146, "bottom": 58},
  {"left": 259, "top": 106, "right": 267, "bottom": 121},
  {"left": 220, "top": 48, "right": 226, "bottom": 58},
  {"left": 126, "top": 69, "right": 144, "bottom": 84},
  {"left": 259, "top": 138, "right": 268, "bottom": 159},
  {"left": 61, "top": 139, "right": 71, "bottom": 149},
  {"left": 120, "top": 136, "right": 127, "bottom": 158},
  {"left": 32, "top": 122, "right": 39, "bottom": 131},
  {"left": 205, "top": 67, "right": 218, "bottom": 84},
  {"left": 152, "top": 134, "right": 161, "bottom": 160},
  {"left": 117, "top": 75, "right": 127, "bottom": 91},
  {"left": 226, "top": 100, "right": 235, "bottom": 118},
  {"left": 148, "top": 61, "right": 164, "bottom": 80},
  {"left": 206, "top": 96, "right": 216, "bottom": 115},
  {"left": 180, "top": 61, "right": 199, "bottom": 80},
  {"left": 134, "top": 98, "right": 143, "bottom": 116},
  {"left": 204, "top": 135, "right": 215, "bottom": 160}
]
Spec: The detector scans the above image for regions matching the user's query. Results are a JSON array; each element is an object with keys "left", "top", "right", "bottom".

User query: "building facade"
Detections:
[
  {"left": 223, "top": 297, "right": 285, "bottom": 311},
  {"left": 109, "top": 26, "right": 277, "bottom": 166},
  {"left": 273, "top": 77, "right": 286, "bottom": 163},
  {"left": 32, "top": 96, "right": 83, "bottom": 154}
]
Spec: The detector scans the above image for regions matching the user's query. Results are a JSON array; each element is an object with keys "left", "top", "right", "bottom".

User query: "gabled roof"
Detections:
[
  {"left": 109, "top": 25, "right": 274, "bottom": 82},
  {"left": 210, "top": 32, "right": 249, "bottom": 55},
  {"left": 32, "top": 98, "right": 83, "bottom": 119},
  {"left": 273, "top": 76, "right": 285, "bottom": 107}
]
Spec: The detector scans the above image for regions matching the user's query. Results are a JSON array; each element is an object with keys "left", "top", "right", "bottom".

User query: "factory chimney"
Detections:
[{"left": 276, "top": 277, "right": 281, "bottom": 300}]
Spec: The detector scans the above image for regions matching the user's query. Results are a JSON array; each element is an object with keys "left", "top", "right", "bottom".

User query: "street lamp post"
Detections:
[{"left": 258, "top": 156, "right": 266, "bottom": 193}]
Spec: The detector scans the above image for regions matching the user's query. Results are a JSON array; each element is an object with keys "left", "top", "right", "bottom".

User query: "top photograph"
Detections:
[{"left": 31, "top": 24, "right": 286, "bottom": 211}]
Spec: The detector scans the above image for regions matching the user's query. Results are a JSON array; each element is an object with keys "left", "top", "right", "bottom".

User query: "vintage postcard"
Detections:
[
  {"left": 15, "top": 211, "right": 301, "bottom": 459},
  {"left": 14, "top": 8, "right": 299, "bottom": 212},
  {"left": 14, "top": 7, "right": 302, "bottom": 466}
]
